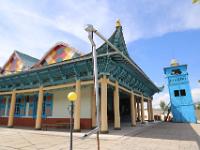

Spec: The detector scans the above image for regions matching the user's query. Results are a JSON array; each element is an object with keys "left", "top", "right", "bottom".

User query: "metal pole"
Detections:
[
  {"left": 90, "top": 31, "right": 100, "bottom": 150},
  {"left": 69, "top": 101, "right": 74, "bottom": 150},
  {"left": 83, "top": 25, "right": 100, "bottom": 150},
  {"left": 91, "top": 32, "right": 100, "bottom": 150},
  {"left": 86, "top": 30, "right": 100, "bottom": 131}
]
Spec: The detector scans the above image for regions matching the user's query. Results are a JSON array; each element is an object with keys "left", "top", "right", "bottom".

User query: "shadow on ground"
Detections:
[{"left": 126, "top": 122, "right": 200, "bottom": 149}]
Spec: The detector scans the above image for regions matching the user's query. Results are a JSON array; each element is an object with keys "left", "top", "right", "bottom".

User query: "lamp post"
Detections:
[
  {"left": 84, "top": 24, "right": 100, "bottom": 150},
  {"left": 83, "top": 22, "right": 125, "bottom": 149},
  {"left": 67, "top": 92, "right": 77, "bottom": 150}
]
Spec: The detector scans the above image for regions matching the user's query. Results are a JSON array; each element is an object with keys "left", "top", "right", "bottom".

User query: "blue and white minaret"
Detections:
[{"left": 164, "top": 59, "right": 196, "bottom": 123}]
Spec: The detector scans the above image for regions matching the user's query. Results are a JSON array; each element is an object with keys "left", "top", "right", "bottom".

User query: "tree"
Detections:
[
  {"left": 192, "top": 0, "right": 200, "bottom": 4},
  {"left": 196, "top": 103, "right": 200, "bottom": 110},
  {"left": 160, "top": 101, "right": 168, "bottom": 112}
]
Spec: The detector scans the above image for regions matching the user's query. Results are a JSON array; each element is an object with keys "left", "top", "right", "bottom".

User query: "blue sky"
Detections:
[{"left": 0, "top": 0, "right": 200, "bottom": 107}]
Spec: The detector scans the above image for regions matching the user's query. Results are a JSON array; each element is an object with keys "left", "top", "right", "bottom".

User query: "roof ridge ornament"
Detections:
[
  {"left": 116, "top": 19, "right": 121, "bottom": 28},
  {"left": 170, "top": 59, "right": 179, "bottom": 67}
]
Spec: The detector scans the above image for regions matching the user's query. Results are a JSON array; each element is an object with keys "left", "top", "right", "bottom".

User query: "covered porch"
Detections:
[{"left": 0, "top": 75, "right": 154, "bottom": 133}]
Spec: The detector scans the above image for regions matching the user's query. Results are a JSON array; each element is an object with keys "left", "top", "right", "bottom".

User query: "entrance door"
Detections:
[{"left": 120, "top": 93, "right": 131, "bottom": 123}]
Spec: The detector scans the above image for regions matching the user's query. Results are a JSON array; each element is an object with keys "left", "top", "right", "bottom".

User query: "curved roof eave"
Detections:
[{"left": 92, "top": 25, "right": 160, "bottom": 93}]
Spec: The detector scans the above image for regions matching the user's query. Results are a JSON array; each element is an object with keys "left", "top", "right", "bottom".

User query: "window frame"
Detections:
[
  {"left": 0, "top": 96, "right": 6, "bottom": 117},
  {"left": 42, "top": 93, "right": 53, "bottom": 118},
  {"left": 180, "top": 89, "right": 186, "bottom": 96},
  {"left": 174, "top": 90, "right": 180, "bottom": 97},
  {"left": 14, "top": 96, "right": 26, "bottom": 117},
  {"left": 28, "top": 95, "right": 38, "bottom": 118}
]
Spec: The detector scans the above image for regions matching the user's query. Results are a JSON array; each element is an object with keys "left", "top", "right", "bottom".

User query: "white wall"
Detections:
[
  {"left": 50, "top": 85, "right": 92, "bottom": 119},
  {"left": 1, "top": 85, "right": 92, "bottom": 119},
  {"left": 49, "top": 89, "right": 70, "bottom": 118},
  {"left": 80, "top": 85, "right": 91, "bottom": 118}
]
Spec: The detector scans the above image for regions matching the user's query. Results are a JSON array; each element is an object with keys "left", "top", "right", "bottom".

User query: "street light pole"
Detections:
[
  {"left": 67, "top": 92, "right": 77, "bottom": 150},
  {"left": 70, "top": 101, "right": 74, "bottom": 150},
  {"left": 91, "top": 31, "right": 101, "bottom": 150},
  {"left": 84, "top": 25, "right": 100, "bottom": 150},
  {"left": 83, "top": 23, "right": 127, "bottom": 148}
]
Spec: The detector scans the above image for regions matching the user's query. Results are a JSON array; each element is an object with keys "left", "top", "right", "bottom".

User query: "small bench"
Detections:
[{"left": 42, "top": 122, "right": 72, "bottom": 131}]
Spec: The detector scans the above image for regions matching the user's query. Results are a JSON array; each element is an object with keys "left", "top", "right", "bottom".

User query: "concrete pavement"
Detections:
[{"left": 0, "top": 122, "right": 199, "bottom": 150}]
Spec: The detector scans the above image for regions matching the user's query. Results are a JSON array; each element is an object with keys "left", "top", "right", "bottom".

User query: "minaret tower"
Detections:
[{"left": 164, "top": 59, "right": 196, "bottom": 123}]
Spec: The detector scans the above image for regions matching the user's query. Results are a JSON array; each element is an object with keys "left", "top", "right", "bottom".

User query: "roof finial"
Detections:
[
  {"left": 116, "top": 19, "right": 121, "bottom": 28},
  {"left": 170, "top": 59, "right": 179, "bottom": 67}
]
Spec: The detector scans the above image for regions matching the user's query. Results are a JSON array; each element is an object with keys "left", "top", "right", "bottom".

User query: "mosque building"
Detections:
[{"left": 0, "top": 21, "right": 160, "bottom": 133}]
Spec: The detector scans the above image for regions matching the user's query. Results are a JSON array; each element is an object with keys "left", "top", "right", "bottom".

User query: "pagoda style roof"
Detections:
[
  {"left": 0, "top": 21, "right": 160, "bottom": 97},
  {"left": 34, "top": 42, "right": 82, "bottom": 68},
  {"left": 1, "top": 50, "right": 39, "bottom": 75},
  {"left": 15, "top": 51, "right": 39, "bottom": 67}
]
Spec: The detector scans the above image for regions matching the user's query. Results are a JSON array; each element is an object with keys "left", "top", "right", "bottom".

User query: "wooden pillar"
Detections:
[
  {"left": 137, "top": 100, "right": 141, "bottom": 121},
  {"left": 8, "top": 90, "right": 16, "bottom": 127},
  {"left": 131, "top": 92, "right": 136, "bottom": 127},
  {"left": 91, "top": 86, "right": 96, "bottom": 128},
  {"left": 141, "top": 95, "right": 145, "bottom": 123},
  {"left": 114, "top": 81, "right": 120, "bottom": 129},
  {"left": 134, "top": 97, "right": 137, "bottom": 121},
  {"left": 100, "top": 75, "right": 108, "bottom": 133},
  {"left": 74, "top": 80, "right": 81, "bottom": 132},
  {"left": 147, "top": 99, "right": 151, "bottom": 121},
  {"left": 150, "top": 99, "right": 154, "bottom": 121},
  {"left": 35, "top": 86, "right": 44, "bottom": 129}
]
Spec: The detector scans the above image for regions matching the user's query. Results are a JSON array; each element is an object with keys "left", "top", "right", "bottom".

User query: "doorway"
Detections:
[{"left": 120, "top": 92, "right": 131, "bottom": 123}]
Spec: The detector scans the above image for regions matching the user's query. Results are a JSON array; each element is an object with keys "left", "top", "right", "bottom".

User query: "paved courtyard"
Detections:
[{"left": 0, "top": 122, "right": 200, "bottom": 150}]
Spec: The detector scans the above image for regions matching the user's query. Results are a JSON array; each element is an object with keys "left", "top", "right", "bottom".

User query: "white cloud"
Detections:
[
  {"left": 191, "top": 88, "right": 200, "bottom": 103},
  {"left": 0, "top": 0, "right": 116, "bottom": 66},
  {"left": 153, "top": 92, "right": 170, "bottom": 109},
  {"left": 0, "top": 0, "right": 200, "bottom": 67},
  {"left": 126, "top": 0, "right": 200, "bottom": 40},
  {"left": 153, "top": 88, "right": 200, "bottom": 109}
]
